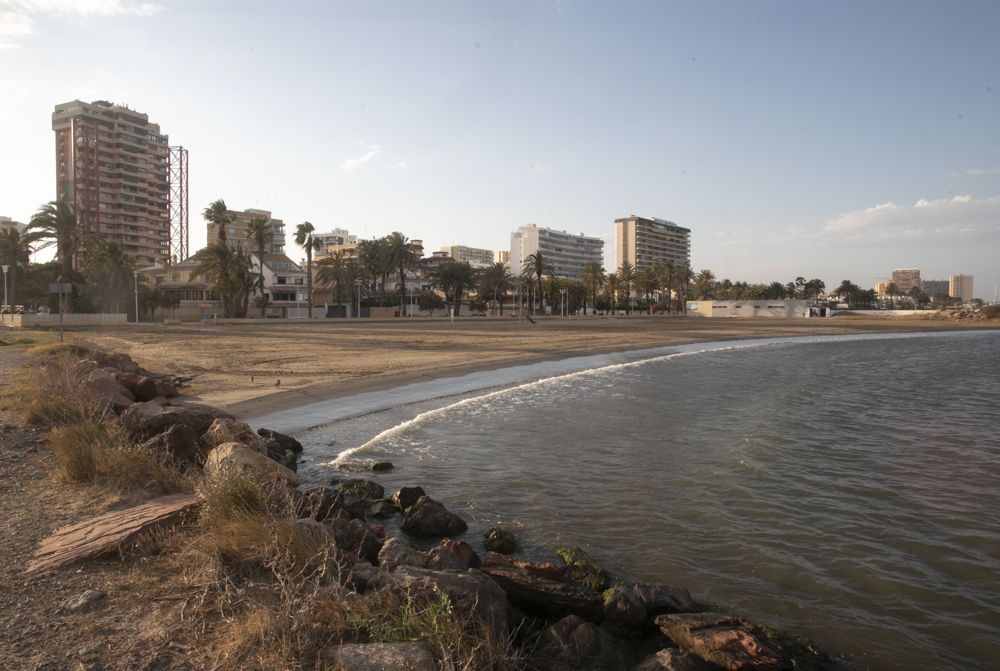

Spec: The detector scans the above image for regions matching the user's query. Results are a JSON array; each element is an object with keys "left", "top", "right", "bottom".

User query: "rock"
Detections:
[
  {"left": 633, "top": 582, "right": 696, "bottom": 616},
  {"left": 371, "top": 460, "right": 394, "bottom": 472},
  {"left": 371, "top": 501, "right": 397, "bottom": 518},
  {"left": 257, "top": 427, "right": 303, "bottom": 454},
  {"left": 484, "top": 527, "right": 519, "bottom": 554},
  {"left": 400, "top": 496, "right": 468, "bottom": 538},
  {"left": 202, "top": 418, "right": 267, "bottom": 454},
  {"left": 391, "top": 486, "right": 426, "bottom": 511},
  {"left": 62, "top": 589, "right": 106, "bottom": 613},
  {"left": 378, "top": 537, "right": 428, "bottom": 572},
  {"left": 339, "top": 478, "right": 385, "bottom": 501},
  {"left": 328, "top": 518, "right": 384, "bottom": 564},
  {"left": 83, "top": 368, "right": 135, "bottom": 412},
  {"left": 557, "top": 547, "right": 610, "bottom": 591},
  {"left": 203, "top": 442, "right": 299, "bottom": 487},
  {"left": 603, "top": 583, "right": 647, "bottom": 628},
  {"left": 140, "top": 423, "right": 202, "bottom": 464},
  {"left": 91, "top": 351, "right": 143, "bottom": 374},
  {"left": 481, "top": 552, "right": 604, "bottom": 622},
  {"left": 632, "top": 649, "right": 718, "bottom": 671},
  {"left": 530, "top": 614, "right": 627, "bottom": 671},
  {"left": 347, "top": 561, "right": 383, "bottom": 592},
  {"left": 385, "top": 566, "right": 510, "bottom": 639},
  {"left": 438, "top": 539, "right": 481, "bottom": 569},
  {"left": 114, "top": 372, "right": 178, "bottom": 402},
  {"left": 119, "top": 401, "right": 233, "bottom": 445},
  {"left": 656, "top": 613, "right": 793, "bottom": 671},
  {"left": 297, "top": 486, "right": 350, "bottom": 522},
  {"left": 320, "top": 642, "right": 435, "bottom": 671}
]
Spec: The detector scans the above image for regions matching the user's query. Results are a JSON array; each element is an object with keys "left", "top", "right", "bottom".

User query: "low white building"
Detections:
[
  {"left": 509, "top": 224, "right": 604, "bottom": 279},
  {"left": 686, "top": 299, "right": 810, "bottom": 318}
]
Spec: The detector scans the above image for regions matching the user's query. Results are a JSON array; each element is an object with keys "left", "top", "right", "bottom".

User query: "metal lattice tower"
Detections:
[
  {"left": 71, "top": 117, "right": 100, "bottom": 268},
  {"left": 168, "top": 146, "right": 189, "bottom": 264}
]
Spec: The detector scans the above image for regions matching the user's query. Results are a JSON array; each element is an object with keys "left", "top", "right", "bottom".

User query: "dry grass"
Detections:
[
  {"left": 48, "top": 419, "right": 192, "bottom": 494},
  {"left": 4, "top": 349, "right": 103, "bottom": 426}
]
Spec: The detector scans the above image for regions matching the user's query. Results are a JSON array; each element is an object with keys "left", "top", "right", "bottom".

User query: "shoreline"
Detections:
[{"left": 219, "top": 319, "right": 998, "bottom": 421}]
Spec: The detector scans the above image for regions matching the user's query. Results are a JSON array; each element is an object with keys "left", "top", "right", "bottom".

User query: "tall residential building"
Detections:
[
  {"left": 890, "top": 268, "right": 921, "bottom": 294},
  {"left": 921, "top": 279, "right": 949, "bottom": 300},
  {"left": 207, "top": 207, "right": 285, "bottom": 255},
  {"left": 495, "top": 250, "right": 510, "bottom": 265},
  {"left": 315, "top": 228, "right": 357, "bottom": 248},
  {"left": 949, "top": 274, "right": 974, "bottom": 302},
  {"left": 0, "top": 217, "right": 27, "bottom": 234},
  {"left": 509, "top": 224, "right": 604, "bottom": 279},
  {"left": 52, "top": 100, "right": 186, "bottom": 268},
  {"left": 614, "top": 215, "right": 691, "bottom": 272},
  {"left": 441, "top": 245, "right": 493, "bottom": 268}
]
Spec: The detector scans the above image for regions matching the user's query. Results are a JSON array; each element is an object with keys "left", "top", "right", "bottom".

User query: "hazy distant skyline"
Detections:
[{"left": 1, "top": 0, "right": 998, "bottom": 298}]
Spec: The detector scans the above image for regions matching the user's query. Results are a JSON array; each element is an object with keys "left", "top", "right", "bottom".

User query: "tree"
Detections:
[
  {"left": 386, "top": 231, "right": 420, "bottom": 316},
  {"left": 317, "top": 250, "right": 349, "bottom": 310},
  {"left": 658, "top": 262, "right": 676, "bottom": 314},
  {"left": 417, "top": 291, "right": 446, "bottom": 316},
  {"left": 693, "top": 269, "right": 715, "bottom": 300},
  {"left": 479, "top": 261, "right": 513, "bottom": 316},
  {"left": 294, "top": 221, "right": 322, "bottom": 318},
  {"left": 83, "top": 240, "right": 135, "bottom": 314},
  {"left": 804, "top": 278, "right": 825, "bottom": 302},
  {"left": 245, "top": 215, "right": 273, "bottom": 317},
  {"left": 579, "top": 260, "right": 605, "bottom": 316},
  {"left": 28, "top": 201, "right": 88, "bottom": 312},
  {"left": 617, "top": 261, "right": 636, "bottom": 313},
  {"left": 0, "top": 227, "right": 33, "bottom": 305},
  {"left": 359, "top": 237, "right": 392, "bottom": 303},
  {"left": 431, "top": 261, "right": 474, "bottom": 316},
  {"left": 636, "top": 266, "right": 659, "bottom": 314},
  {"left": 523, "top": 252, "right": 549, "bottom": 311},
  {"left": 203, "top": 199, "right": 233, "bottom": 243},
  {"left": 191, "top": 242, "right": 255, "bottom": 318},
  {"left": 605, "top": 272, "right": 621, "bottom": 313}
]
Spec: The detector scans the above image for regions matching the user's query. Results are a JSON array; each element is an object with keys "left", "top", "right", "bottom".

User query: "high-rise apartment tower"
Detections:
[{"left": 615, "top": 215, "right": 690, "bottom": 272}]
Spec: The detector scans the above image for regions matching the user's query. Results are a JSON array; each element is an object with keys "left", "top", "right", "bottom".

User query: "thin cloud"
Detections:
[
  {"left": 966, "top": 167, "right": 1000, "bottom": 176},
  {"left": 396, "top": 160, "right": 409, "bottom": 169},
  {"left": 816, "top": 195, "right": 1000, "bottom": 244},
  {"left": 0, "top": 0, "right": 162, "bottom": 47},
  {"left": 341, "top": 144, "right": 380, "bottom": 172}
]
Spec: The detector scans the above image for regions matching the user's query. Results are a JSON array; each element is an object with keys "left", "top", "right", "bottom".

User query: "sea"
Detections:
[{"left": 264, "top": 330, "right": 1000, "bottom": 670}]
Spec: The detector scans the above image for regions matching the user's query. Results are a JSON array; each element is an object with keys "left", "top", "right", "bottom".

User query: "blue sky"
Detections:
[{"left": 2, "top": 0, "right": 998, "bottom": 297}]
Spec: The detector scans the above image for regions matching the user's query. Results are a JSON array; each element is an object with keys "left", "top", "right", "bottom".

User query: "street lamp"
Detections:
[
  {"left": 133, "top": 270, "right": 139, "bottom": 324},
  {"left": 1, "top": 264, "right": 8, "bottom": 324},
  {"left": 560, "top": 287, "right": 567, "bottom": 317},
  {"left": 355, "top": 279, "right": 363, "bottom": 318}
]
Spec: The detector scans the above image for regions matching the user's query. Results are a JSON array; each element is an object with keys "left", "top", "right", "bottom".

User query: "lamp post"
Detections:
[
  {"left": 355, "top": 279, "right": 363, "bottom": 318},
  {"left": 560, "top": 287, "right": 567, "bottom": 317},
  {"left": 133, "top": 270, "right": 139, "bottom": 324},
  {"left": 1, "top": 264, "right": 8, "bottom": 324}
]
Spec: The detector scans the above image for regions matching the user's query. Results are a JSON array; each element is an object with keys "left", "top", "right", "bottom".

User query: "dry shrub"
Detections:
[
  {"left": 49, "top": 419, "right": 191, "bottom": 494},
  {"left": 5, "top": 350, "right": 104, "bottom": 426}
]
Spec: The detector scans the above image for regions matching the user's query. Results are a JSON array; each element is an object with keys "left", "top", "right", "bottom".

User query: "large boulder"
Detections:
[
  {"left": 603, "top": 583, "right": 647, "bottom": 629},
  {"left": 529, "top": 614, "right": 627, "bottom": 671},
  {"left": 632, "top": 649, "right": 718, "bottom": 671},
  {"left": 633, "top": 582, "right": 696, "bottom": 617},
  {"left": 297, "top": 486, "right": 352, "bottom": 522},
  {"left": 339, "top": 479, "right": 385, "bottom": 501},
  {"left": 320, "top": 643, "right": 435, "bottom": 671},
  {"left": 400, "top": 496, "right": 468, "bottom": 538},
  {"left": 83, "top": 368, "right": 135, "bottom": 412},
  {"left": 481, "top": 552, "right": 604, "bottom": 622},
  {"left": 113, "top": 371, "right": 177, "bottom": 402},
  {"left": 484, "top": 527, "right": 519, "bottom": 554},
  {"left": 436, "top": 539, "right": 481, "bottom": 569},
  {"left": 257, "top": 428, "right": 303, "bottom": 454},
  {"left": 327, "top": 518, "right": 384, "bottom": 564},
  {"left": 655, "top": 613, "right": 793, "bottom": 671},
  {"left": 140, "top": 423, "right": 202, "bottom": 463},
  {"left": 90, "top": 352, "right": 143, "bottom": 374},
  {"left": 202, "top": 418, "right": 267, "bottom": 454},
  {"left": 391, "top": 486, "right": 426, "bottom": 511},
  {"left": 381, "top": 566, "right": 510, "bottom": 640},
  {"left": 119, "top": 401, "right": 233, "bottom": 444},
  {"left": 204, "top": 442, "right": 299, "bottom": 487},
  {"left": 557, "top": 546, "right": 610, "bottom": 591},
  {"left": 378, "top": 537, "right": 429, "bottom": 572}
]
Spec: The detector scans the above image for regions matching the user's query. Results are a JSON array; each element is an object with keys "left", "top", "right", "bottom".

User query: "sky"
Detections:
[{"left": 1, "top": 0, "right": 998, "bottom": 298}]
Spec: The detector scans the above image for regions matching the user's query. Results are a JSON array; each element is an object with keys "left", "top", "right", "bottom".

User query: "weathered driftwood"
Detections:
[{"left": 26, "top": 493, "right": 198, "bottom": 574}]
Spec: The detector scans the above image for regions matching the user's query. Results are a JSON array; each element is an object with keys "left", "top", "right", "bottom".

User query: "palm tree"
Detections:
[
  {"left": 659, "top": 262, "right": 676, "bottom": 314},
  {"left": 605, "top": 272, "right": 621, "bottom": 313},
  {"left": 692, "top": 269, "right": 715, "bottom": 300},
  {"left": 0, "top": 227, "right": 33, "bottom": 305},
  {"left": 191, "top": 242, "right": 255, "bottom": 318},
  {"left": 479, "top": 262, "right": 513, "bottom": 316},
  {"left": 386, "top": 231, "right": 420, "bottom": 316},
  {"left": 636, "top": 266, "right": 659, "bottom": 314},
  {"left": 294, "top": 221, "right": 322, "bottom": 318},
  {"left": 579, "top": 261, "right": 605, "bottom": 316},
  {"left": 523, "top": 252, "right": 549, "bottom": 311},
  {"left": 83, "top": 240, "right": 135, "bottom": 314},
  {"left": 203, "top": 199, "right": 232, "bottom": 243},
  {"left": 617, "top": 261, "right": 636, "bottom": 313},
  {"left": 245, "top": 215, "right": 272, "bottom": 317},
  {"left": 28, "top": 201, "right": 87, "bottom": 312},
  {"left": 431, "top": 261, "right": 474, "bottom": 316},
  {"left": 317, "top": 250, "right": 348, "bottom": 312}
]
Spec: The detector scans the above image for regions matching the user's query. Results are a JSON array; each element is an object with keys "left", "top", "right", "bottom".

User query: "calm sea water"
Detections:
[{"left": 299, "top": 331, "right": 1000, "bottom": 670}]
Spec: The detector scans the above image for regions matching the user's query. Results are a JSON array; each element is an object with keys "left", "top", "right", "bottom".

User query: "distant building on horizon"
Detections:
[
  {"left": 315, "top": 228, "right": 357, "bottom": 248},
  {"left": 509, "top": 224, "right": 604, "bottom": 279},
  {"left": 52, "top": 99, "right": 187, "bottom": 268},
  {"left": 890, "top": 268, "right": 921, "bottom": 294},
  {"left": 495, "top": 250, "right": 510, "bottom": 265},
  {"left": 207, "top": 207, "right": 286, "bottom": 256},
  {"left": 949, "top": 274, "right": 974, "bottom": 302},
  {"left": 921, "top": 279, "right": 949, "bottom": 301},
  {"left": 614, "top": 215, "right": 691, "bottom": 273},
  {"left": 441, "top": 245, "right": 493, "bottom": 268},
  {"left": 0, "top": 217, "right": 26, "bottom": 235}
]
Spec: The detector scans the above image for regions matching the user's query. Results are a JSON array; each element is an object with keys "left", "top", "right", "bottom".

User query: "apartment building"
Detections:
[
  {"left": 206, "top": 207, "right": 285, "bottom": 255},
  {"left": 921, "top": 279, "right": 949, "bottom": 300},
  {"left": 52, "top": 100, "right": 175, "bottom": 268},
  {"left": 509, "top": 224, "right": 604, "bottom": 279},
  {"left": 315, "top": 228, "right": 357, "bottom": 248},
  {"left": 441, "top": 245, "right": 494, "bottom": 268},
  {"left": 949, "top": 274, "right": 974, "bottom": 302},
  {"left": 890, "top": 268, "right": 921, "bottom": 294},
  {"left": 0, "top": 217, "right": 26, "bottom": 235},
  {"left": 614, "top": 215, "right": 691, "bottom": 272},
  {"left": 495, "top": 250, "right": 510, "bottom": 265}
]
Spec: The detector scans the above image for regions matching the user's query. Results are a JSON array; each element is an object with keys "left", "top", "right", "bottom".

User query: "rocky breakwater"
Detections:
[{"left": 60, "top": 350, "right": 830, "bottom": 670}]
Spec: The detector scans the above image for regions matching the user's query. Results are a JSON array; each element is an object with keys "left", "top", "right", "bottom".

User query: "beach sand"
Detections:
[{"left": 36, "top": 314, "right": 993, "bottom": 419}]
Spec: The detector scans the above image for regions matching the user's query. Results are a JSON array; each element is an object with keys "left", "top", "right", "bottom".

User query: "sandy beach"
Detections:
[{"left": 16, "top": 314, "right": 993, "bottom": 419}]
